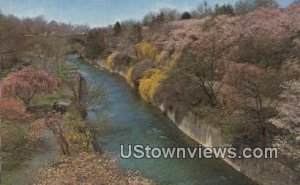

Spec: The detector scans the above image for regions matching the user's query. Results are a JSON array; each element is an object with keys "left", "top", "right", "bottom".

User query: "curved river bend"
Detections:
[{"left": 70, "top": 55, "right": 256, "bottom": 185}]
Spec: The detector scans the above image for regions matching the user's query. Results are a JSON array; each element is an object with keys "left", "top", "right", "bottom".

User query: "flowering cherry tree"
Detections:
[
  {"left": 0, "top": 97, "right": 29, "bottom": 122},
  {"left": 222, "top": 62, "right": 282, "bottom": 146}
]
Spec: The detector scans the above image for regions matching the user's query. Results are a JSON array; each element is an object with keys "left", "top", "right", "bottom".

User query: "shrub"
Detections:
[
  {"left": 28, "top": 118, "right": 46, "bottom": 145},
  {"left": 126, "top": 60, "right": 154, "bottom": 88},
  {"left": 0, "top": 67, "right": 59, "bottom": 106},
  {"left": 0, "top": 56, "right": 19, "bottom": 70},
  {"left": 107, "top": 52, "right": 120, "bottom": 71},
  {"left": 169, "top": 50, "right": 183, "bottom": 68},
  {"left": 0, "top": 97, "right": 29, "bottom": 122},
  {"left": 225, "top": 115, "right": 265, "bottom": 149},
  {"left": 58, "top": 67, "right": 68, "bottom": 81},
  {"left": 136, "top": 41, "right": 158, "bottom": 60},
  {"left": 107, "top": 52, "right": 134, "bottom": 72},
  {"left": 155, "top": 69, "right": 208, "bottom": 121},
  {"left": 155, "top": 51, "right": 169, "bottom": 66},
  {"left": 62, "top": 107, "right": 86, "bottom": 145},
  {"left": 138, "top": 68, "right": 167, "bottom": 102},
  {"left": 62, "top": 106, "right": 111, "bottom": 150},
  {"left": 126, "top": 66, "right": 135, "bottom": 85}
]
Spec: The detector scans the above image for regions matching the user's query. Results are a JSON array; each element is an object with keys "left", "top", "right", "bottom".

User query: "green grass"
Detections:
[
  {"left": 32, "top": 96, "right": 58, "bottom": 107},
  {"left": 58, "top": 67, "right": 68, "bottom": 81},
  {"left": 31, "top": 89, "right": 63, "bottom": 107},
  {"left": 0, "top": 121, "right": 31, "bottom": 185}
]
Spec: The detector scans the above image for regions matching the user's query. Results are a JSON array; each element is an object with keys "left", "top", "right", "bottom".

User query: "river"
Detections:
[{"left": 70, "top": 55, "right": 256, "bottom": 185}]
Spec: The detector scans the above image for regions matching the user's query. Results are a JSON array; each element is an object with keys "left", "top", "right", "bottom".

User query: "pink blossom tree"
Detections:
[
  {"left": 0, "top": 97, "right": 30, "bottom": 122},
  {"left": 0, "top": 67, "right": 59, "bottom": 106}
]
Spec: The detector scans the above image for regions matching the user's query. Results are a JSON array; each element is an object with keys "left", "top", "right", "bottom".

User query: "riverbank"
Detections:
[
  {"left": 0, "top": 124, "right": 60, "bottom": 185},
  {"left": 0, "top": 57, "right": 154, "bottom": 185},
  {"left": 0, "top": 58, "right": 77, "bottom": 184},
  {"left": 33, "top": 144, "right": 155, "bottom": 185},
  {"left": 84, "top": 56, "right": 299, "bottom": 185},
  {"left": 31, "top": 59, "right": 155, "bottom": 185},
  {"left": 70, "top": 55, "right": 257, "bottom": 185},
  {"left": 10, "top": 131, "right": 60, "bottom": 185}
]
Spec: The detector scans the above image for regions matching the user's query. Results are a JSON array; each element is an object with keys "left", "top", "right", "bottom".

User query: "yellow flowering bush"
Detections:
[
  {"left": 155, "top": 51, "right": 169, "bottom": 66},
  {"left": 138, "top": 68, "right": 167, "bottom": 103},
  {"left": 136, "top": 41, "right": 158, "bottom": 60},
  {"left": 107, "top": 52, "right": 121, "bottom": 71}
]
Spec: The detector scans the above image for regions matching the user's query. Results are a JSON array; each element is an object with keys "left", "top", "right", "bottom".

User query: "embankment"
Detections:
[{"left": 85, "top": 57, "right": 299, "bottom": 185}]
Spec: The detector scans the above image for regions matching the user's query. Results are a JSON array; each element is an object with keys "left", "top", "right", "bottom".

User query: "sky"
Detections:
[{"left": 0, "top": 0, "right": 295, "bottom": 27}]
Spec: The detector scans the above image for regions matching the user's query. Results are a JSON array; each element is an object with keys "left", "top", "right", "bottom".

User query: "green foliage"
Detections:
[
  {"left": 62, "top": 107, "right": 87, "bottom": 145},
  {"left": 138, "top": 68, "right": 167, "bottom": 102},
  {"left": 31, "top": 96, "right": 57, "bottom": 107},
  {"left": 62, "top": 105, "right": 111, "bottom": 150},
  {"left": 58, "top": 67, "right": 68, "bottom": 81},
  {"left": 0, "top": 121, "right": 31, "bottom": 184},
  {"left": 0, "top": 121, "right": 29, "bottom": 151}
]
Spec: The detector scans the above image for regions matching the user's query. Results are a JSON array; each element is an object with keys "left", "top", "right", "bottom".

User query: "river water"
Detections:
[{"left": 70, "top": 55, "right": 256, "bottom": 185}]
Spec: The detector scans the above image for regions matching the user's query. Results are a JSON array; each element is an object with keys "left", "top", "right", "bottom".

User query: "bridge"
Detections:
[{"left": 23, "top": 32, "right": 86, "bottom": 45}]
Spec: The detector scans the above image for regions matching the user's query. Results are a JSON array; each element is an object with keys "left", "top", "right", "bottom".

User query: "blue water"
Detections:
[{"left": 70, "top": 55, "right": 256, "bottom": 185}]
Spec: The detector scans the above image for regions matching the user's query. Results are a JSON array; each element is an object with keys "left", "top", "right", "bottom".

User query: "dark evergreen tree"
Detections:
[
  {"left": 113, "top": 21, "right": 122, "bottom": 35},
  {"left": 181, "top": 12, "right": 192, "bottom": 20}
]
